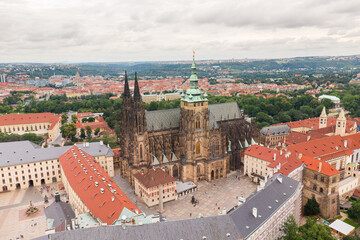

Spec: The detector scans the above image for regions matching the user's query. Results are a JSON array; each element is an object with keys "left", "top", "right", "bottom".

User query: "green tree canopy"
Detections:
[
  {"left": 348, "top": 198, "right": 360, "bottom": 221},
  {"left": 86, "top": 126, "right": 92, "bottom": 139},
  {"left": 304, "top": 197, "right": 320, "bottom": 216},
  {"left": 71, "top": 114, "right": 78, "bottom": 123},
  {"left": 61, "top": 113, "right": 68, "bottom": 124},
  {"left": 60, "top": 123, "right": 77, "bottom": 141},
  {"left": 80, "top": 127, "right": 86, "bottom": 139}
]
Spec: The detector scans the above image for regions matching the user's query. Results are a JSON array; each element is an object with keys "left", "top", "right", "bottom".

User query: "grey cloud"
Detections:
[{"left": 0, "top": 0, "right": 360, "bottom": 62}]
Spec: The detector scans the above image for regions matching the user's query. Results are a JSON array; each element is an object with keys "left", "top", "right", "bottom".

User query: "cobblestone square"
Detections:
[
  {"left": 0, "top": 182, "right": 65, "bottom": 240},
  {"left": 113, "top": 169, "right": 257, "bottom": 221}
]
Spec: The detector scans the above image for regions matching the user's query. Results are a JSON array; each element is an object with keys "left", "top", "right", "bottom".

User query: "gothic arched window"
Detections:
[
  {"left": 196, "top": 142, "right": 200, "bottom": 154},
  {"left": 139, "top": 145, "right": 143, "bottom": 160}
]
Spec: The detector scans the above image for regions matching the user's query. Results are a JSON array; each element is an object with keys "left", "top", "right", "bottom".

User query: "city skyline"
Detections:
[{"left": 1, "top": 0, "right": 360, "bottom": 62}]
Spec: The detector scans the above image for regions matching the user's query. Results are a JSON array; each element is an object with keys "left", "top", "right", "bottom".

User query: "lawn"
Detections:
[{"left": 344, "top": 218, "right": 359, "bottom": 229}]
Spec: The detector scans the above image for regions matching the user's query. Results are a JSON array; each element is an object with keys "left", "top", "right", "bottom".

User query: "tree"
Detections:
[
  {"left": 299, "top": 217, "right": 335, "bottom": 240},
  {"left": 321, "top": 98, "right": 335, "bottom": 109},
  {"left": 348, "top": 198, "right": 360, "bottom": 221},
  {"left": 94, "top": 127, "right": 100, "bottom": 136},
  {"left": 304, "top": 197, "right": 320, "bottom": 216},
  {"left": 61, "top": 113, "right": 68, "bottom": 124},
  {"left": 71, "top": 114, "right": 78, "bottom": 123},
  {"left": 343, "top": 233, "right": 360, "bottom": 240},
  {"left": 60, "top": 123, "right": 77, "bottom": 141},
  {"left": 86, "top": 126, "right": 92, "bottom": 139},
  {"left": 80, "top": 128, "right": 86, "bottom": 139},
  {"left": 280, "top": 215, "right": 302, "bottom": 240}
]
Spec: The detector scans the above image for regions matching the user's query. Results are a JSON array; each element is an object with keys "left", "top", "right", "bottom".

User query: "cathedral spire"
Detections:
[
  {"left": 183, "top": 51, "right": 206, "bottom": 103},
  {"left": 123, "top": 71, "right": 131, "bottom": 98},
  {"left": 134, "top": 72, "right": 141, "bottom": 102},
  {"left": 190, "top": 50, "right": 199, "bottom": 90}
]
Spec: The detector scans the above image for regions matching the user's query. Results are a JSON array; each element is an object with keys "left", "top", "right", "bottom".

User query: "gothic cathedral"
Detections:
[{"left": 119, "top": 54, "right": 258, "bottom": 185}]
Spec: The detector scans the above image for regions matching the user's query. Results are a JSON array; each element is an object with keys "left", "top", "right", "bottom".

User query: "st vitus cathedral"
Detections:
[{"left": 119, "top": 54, "right": 259, "bottom": 185}]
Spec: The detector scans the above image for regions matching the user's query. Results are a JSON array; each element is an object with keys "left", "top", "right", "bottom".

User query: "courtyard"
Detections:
[
  {"left": 112, "top": 169, "right": 257, "bottom": 221},
  {"left": 0, "top": 182, "right": 65, "bottom": 240},
  {"left": 0, "top": 169, "right": 257, "bottom": 239}
]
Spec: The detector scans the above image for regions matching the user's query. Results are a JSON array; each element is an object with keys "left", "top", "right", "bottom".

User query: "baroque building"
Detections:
[{"left": 119, "top": 54, "right": 258, "bottom": 185}]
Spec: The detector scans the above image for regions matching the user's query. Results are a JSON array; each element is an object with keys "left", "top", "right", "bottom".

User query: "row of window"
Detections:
[
  {"left": 0, "top": 124, "right": 50, "bottom": 133},
  {"left": 314, "top": 174, "right": 337, "bottom": 184},
  {"left": 2, "top": 170, "right": 60, "bottom": 184},
  {"left": 1, "top": 160, "right": 59, "bottom": 171}
]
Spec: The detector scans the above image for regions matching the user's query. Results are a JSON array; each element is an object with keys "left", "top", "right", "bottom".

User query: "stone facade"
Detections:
[
  {"left": 302, "top": 167, "right": 340, "bottom": 219},
  {"left": 119, "top": 58, "right": 258, "bottom": 185}
]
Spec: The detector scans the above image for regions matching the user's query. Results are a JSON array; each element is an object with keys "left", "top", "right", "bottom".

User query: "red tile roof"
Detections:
[
  {"left": 245, "top": 145, "right": 279, "bottom": 162},
  {"left": 287, "top": 135, "right": 348, "bottom": 158},
  {"left": 245, "top": 144, "right": 341, "bottom": 177},
  {"left": 59, "top": 146, "right": 141, "bottom": 225},
  {"left": 0, "top": 112, "right": 60, "bottom": 130},
  {"left": 279, "top": 116, "right": 356, "bottom": 133},
  {"left": 284, "top": 131, "right": 327, "bottom": 145},
  {"left": 133, "top": 168, "right": 176, "bottom": 189},
  {"left": 300, "top": 155, "right": 340, "bottom": 176},
  {"left": 343, "top": 133, "right": 360, "bottom": 150}
]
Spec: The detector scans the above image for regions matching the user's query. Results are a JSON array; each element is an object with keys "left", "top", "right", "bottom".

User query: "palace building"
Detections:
[
  {"left": 0, "top": 141, "right": 114, "bottom": 192},
  {"left": 0, "top": 112, "right": 61, "bottom": 142},
  {"left": 119, "top": 55, "right": 258, "bottom": 185}
]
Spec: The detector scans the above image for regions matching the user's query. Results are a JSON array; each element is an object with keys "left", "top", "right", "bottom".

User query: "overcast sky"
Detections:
[{"left": 1, "top": 0, "right": 360, "bottom": 62}]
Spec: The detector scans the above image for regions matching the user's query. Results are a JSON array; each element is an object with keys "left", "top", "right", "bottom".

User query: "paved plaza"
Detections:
[
  {"left": 0, "top": 170, "right": 256, "bottom": 239},
  {"left": 113, "top": 169, "right": 257, "bottom": 221},
  {"left": 0, "top": 182, "right": 66, "bottom": 240}
]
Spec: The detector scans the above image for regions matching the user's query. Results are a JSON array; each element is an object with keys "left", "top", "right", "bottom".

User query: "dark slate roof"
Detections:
[
  {"left": 45, "top": 201, "right": 75, "bottom": 231},
  {"left": 38, "top": 174, "right": 300, "bottom": 240},
  {"left": 38, "top": 215, "right": 241, "bottom": 240},
  {"left": 145, "top": 108, "right": 180, "bottom": 131},
  {"left": 145, "top": 102, "right": 243, "bottom": 131},
  {"left": 260, "top": 125, "right": 290, "bottom": 136},
  {"left": 208, "top": 102, "right": 243, "bottom": 122},
  {"left": 229, "top": 174, "right": 300, "bottom": 239},
  {"left": 0, "top": 141, "right": 113, "bottom": 167}
]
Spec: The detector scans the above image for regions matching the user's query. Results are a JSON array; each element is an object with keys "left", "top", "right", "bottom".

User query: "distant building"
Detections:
[
  {"left": 0, "top": 112, "right": 61, "bottom": 142},
  {"left": 75, "top": 112, "right": 114, "bottom": 138},
  {"left": 277, "top": 107, "right": 357, "bottom": 137},
  {"left": 0, "top": 74, "right": 7, "bottom": 83},
  {"left": 133, "top": 168, "right": 177, "bottom": 207},
  {"left": 318, "top": 95, "right": 341, "bottom": 108},
  {"left": 142, "top": 92, "right": 181, "bottom": 103},
  {"left": 259, "top": 125, "right": 290, "bottom": 147}
]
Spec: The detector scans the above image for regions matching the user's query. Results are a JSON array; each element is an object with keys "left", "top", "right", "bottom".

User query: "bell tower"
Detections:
[
  {"left": 179, "top": 52, "right": 209, "bottom": 181},
  {"left": 131, "top": 72, "right": 149, "bottom": 167},
  {"left": 319, "top": 106, "right": 327, "bottom": 129},
  {"left": 335, "top": 109, "right": 346, "bottom": 136},
  {"left": 120, "top": 71, "right": 133, "bottom": 161}
]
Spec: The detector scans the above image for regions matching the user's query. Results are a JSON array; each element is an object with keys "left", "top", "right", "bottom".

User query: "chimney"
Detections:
[
  {"left": 280, "top": 150, "right": 283, "bottom": 156},
  {"left": 307, "top": 135, "right": 311, "bottom": 141},
  {"left": 71, "top": 218, "right": 76, "bottom": 230},
  {"left": 274, "top": 153, "right": 276, "bottom": 160},
  {"left": 277, "top": 175, "right": 283, "bottom": 183},
  {"left": 100, "top": 140, "right": 103, "bottom": 146},
  {"left": 299, "top": 153, "right": 302, "bottom": 159},
  {"left": 318, "top": 162, "right": 322, "bottom": 173},
  {"left": 344, "top": 140, "right": 348, "bottom": 148},
  {"left": 252, "top": 207, "right": 257, "bottom": 218}
]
